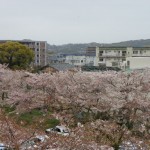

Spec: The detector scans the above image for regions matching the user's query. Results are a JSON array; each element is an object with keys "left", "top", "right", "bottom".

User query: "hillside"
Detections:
[
  {"left": 47, "top": 43, "right": 100, "bottom": 54},
  {"left": 48, "top": 39, "right": 150, "bottom": 54},
  {"left": 109, "top": 39, "right": 150, "bottom": 47}
]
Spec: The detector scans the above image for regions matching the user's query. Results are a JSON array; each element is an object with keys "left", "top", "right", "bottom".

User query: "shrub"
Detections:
[
  {"left": 17, "top": 108, "right": 43, "bottom": 125},
  {"left": 3, "top": 105, "right": 16, "bottom": 113},
  {"left": 43, "top": 118, "right": 60, "bottom": 128}
]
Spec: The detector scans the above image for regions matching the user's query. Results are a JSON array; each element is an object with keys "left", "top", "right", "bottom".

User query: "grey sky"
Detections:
[{"left": 0, "top": 0, "right": 150, "bottom": 45}]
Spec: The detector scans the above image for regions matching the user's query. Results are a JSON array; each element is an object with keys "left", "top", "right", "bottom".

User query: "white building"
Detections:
[
  {"left": 122, "top": 57, "right": 150, "bottom": 70},
  {"left": 65, "top": 55, "right": 86, "bottom": 66},
  {"left": 93, "top": 46, "right": 150, "bottom": 70},
  {"left": 65, "top": 55, "right": 97, "bottom": 66},
  {"left": 85, "top": 56, "right": 97, "bottom": 66}
]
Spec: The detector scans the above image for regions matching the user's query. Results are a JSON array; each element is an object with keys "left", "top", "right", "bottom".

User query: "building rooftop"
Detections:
[{"left": 50, "top": 63, "right": 75, "bottom": 71}]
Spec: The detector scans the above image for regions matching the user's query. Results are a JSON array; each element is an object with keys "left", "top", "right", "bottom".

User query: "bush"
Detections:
[
  {"left": 43, "top": 118, "right": 60, "bottom": 128},
  {"left": 17, "top": 109, "right": 43, "bottom": 125},
  {"left": 18, "top": 113, "right": 33, "bottom": 125},
  {"left": 3, "top": 105, "right": 16, "bottom": 113}
]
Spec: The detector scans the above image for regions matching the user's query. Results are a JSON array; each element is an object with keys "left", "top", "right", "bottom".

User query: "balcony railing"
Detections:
[{"left": 99, "top": 54, "right": 126, "bottom": 58}]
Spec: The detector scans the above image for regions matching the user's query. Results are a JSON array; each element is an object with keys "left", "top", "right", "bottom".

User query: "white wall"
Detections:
[
  {"left": 65, "top": 55, "right": 86, "bottom": 66},
  {"left": 126, "top": 57, "right": 150, "bottom": 69},
  {"left": 85, "top": 56, "right": 97, "bottom": 66},
  {"left": 65, "top": 55, "right": 97, "bottom": 66}
]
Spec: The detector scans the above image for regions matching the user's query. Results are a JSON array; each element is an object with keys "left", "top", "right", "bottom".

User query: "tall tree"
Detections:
[{"left": 0, "top": 41, "right": 34, "bottom": 69}]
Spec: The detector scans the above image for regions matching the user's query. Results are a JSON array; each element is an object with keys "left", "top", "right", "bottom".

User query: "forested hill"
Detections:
[
  {"left": 48, "top": 39, "right": 150, "bottom": 54},
  {"left": 47, "top": 43, "right": 99, "bottom": 54},
  {"left": 109, "top": 39, "right": 150, "bottom": 47}
]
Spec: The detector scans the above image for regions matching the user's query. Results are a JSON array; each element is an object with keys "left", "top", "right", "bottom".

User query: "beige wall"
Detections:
[{"left": 125, "top": 57, "right": 150, "bottom": 69}]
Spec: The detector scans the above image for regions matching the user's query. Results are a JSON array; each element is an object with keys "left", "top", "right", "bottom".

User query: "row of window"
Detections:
[
  {"left": 70, "top": 60, "right": 85, "bottom": 63},
  {"left": 37, "top": 55, "right": 45, "bottom": 57},
  {"left": 100, "top": 50, "right": 125, "bottom": 53},
  {"left": 133, "top": 50, "right": 146, "bottom": 54},
  {"left": 99, "top": 50, "right": 147, "bottom": 54},
  {"left": 36, "top": 48, "right": 45, "bottom": 51},
  {"left": 99, "top": 58, "right": 126, "bottom": 62}
]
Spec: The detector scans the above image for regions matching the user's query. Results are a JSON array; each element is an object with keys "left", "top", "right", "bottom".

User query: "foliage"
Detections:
[
  {"left": 42, "top": 118, "right": 60, "bottom": 128},
  {"left": 17, "top": 109, "right": 43, "bottom": 125},
  {"left": 0, "top": 64, "right": 150, "bottom": 149},
  {"left": 3, "top": 104, "right": 16, "bottom": 114},
  {"left": 0, "top": 41, "right": 34, "bottom": 69}
]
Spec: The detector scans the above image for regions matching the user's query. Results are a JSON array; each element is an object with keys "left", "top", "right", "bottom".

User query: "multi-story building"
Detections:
[
  {"left": 65, "top": 54, "right": 86, "bottom": 66},
  {"left": 0, "top": 39, "right": 48, "bottom": 67},
  {"left": 122, "top": 47, "right": 150, "bottom": 70},
  {"left": 48, "top": 53, "right": 66, "bottom": 64},
  {"left": 86, "top": 47, "right": 97, "bottom": 56},
  {"left": 87, "top": 46, "right": 150, "bottom": 70}
]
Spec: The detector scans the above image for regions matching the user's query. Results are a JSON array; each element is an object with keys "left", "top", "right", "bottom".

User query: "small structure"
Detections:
[
  {"left": 42, "top": 66, "right": 58, "bottom": 73},
  {"left": 45, "top": 125, "right": 70, "bottom": 136}
]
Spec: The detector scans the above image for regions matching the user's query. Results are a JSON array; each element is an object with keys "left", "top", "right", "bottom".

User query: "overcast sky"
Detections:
[{"left": 0, "top": 0, "right": 150, "bottom": 45}]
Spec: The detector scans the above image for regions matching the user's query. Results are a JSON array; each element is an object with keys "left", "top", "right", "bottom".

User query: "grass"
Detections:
[
  {"left": 17, "top": 108, "right": 44, "bottom": 125},
  {"left": 2, "top": 105, "right": 60, "bottom": 129},
  {"left": 3, "top": 105, "right": 16, "bottom": 113},
  {"left": 17, "top": 108, "right": 60, "bottom": 129},
  {"left": 42, "top": 118, "right": 60, "bottom": 128}
]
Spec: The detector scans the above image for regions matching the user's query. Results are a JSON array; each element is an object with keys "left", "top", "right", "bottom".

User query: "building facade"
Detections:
[
  {"left": 0, "top": 40, "right": 48, "bottom": 67},
  {"left": 48, "top": 53, "right": 66, "bottom": 64},
  {"left": 65, "top": 55, "right": 86, "bottom": 66},
  {"left": 86, "top": 47, "right": 97, "bottom": 56},
  {"left": 87, "top": 46, "right": 150, "bottom": 70}
]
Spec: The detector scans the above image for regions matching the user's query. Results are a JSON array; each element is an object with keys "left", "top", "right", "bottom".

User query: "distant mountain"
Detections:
[
  {"left": 47, "top": 39, "right": 150, "bottom": 54},
  {"left": 109, "top": 39, "right": 150, "bottom": 47},
  {"left": 47, "top": 43, "right": 101, "bottom": 54}
]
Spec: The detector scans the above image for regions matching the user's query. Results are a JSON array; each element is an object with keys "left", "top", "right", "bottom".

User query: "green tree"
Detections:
[{"left": 0, "top": 41, "right": 34, "bottom": 69}]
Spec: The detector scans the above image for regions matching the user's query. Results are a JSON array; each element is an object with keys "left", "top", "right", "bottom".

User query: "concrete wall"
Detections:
[
  {"left": 125, "top": 57, "right": 150, "bottom": 69},
  {"left": 85, "top": 56, "right": 97, "bottom": 66},
  {"left": 65, "top": 55, "right": 97, "bottom": 66},
  {"left": 65, "top": 55, "right": 86, "bottom": 66}
]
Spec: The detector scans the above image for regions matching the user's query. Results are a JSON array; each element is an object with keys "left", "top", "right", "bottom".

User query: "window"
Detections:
[
  {"left": 37, "top": 54, "right": 39, "bottom": 57},
  {"left": 133, "top": 51, "right": 138, "bottom": 54},
  {"left": 63, "top": 129, "right": 69, "bottom": 133},
  {"left": 122, "top": 51, "right": 126, "bottom": 56},
  {"left": 127, "top": 61, "right": 130, "bottom": 66},
  {"left": 112, "top": 62, "right": 118, "bottom": 66},
  {"left": 55, "top": 128, "right": 61, "bottom": 132},
  {"left": 81, "top": 60, "right": 83, "bottom": 63},
  {"left": 100, "top": 58, "right": 103, "bottom": 61},
  {"left": 37, "top": 48, "right": 39, "bottom": 51}
]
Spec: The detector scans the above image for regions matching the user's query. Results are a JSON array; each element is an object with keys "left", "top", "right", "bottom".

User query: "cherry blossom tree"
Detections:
[{"left": 0, "top": 64, "right": 150, "bottom": 149}]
